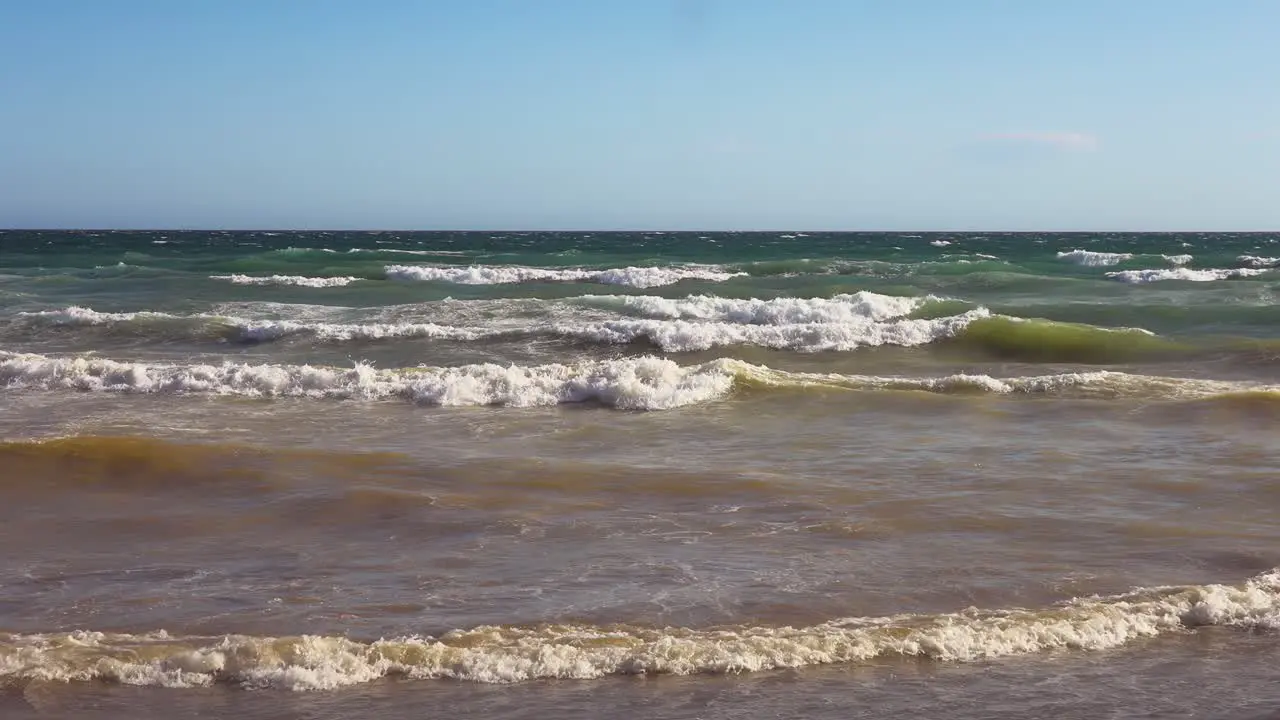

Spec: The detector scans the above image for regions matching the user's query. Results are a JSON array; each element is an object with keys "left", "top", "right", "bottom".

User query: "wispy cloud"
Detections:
[{"left": 979, "top": 132, "right": 1099, "bottom": 152}]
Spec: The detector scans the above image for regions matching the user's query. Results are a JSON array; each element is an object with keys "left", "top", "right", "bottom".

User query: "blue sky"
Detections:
[{"left": 2, "top": 0, "right": 1277, "bottom": 230}]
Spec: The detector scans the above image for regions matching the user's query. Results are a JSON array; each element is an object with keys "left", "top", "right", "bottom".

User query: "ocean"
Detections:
[{"left": 1, "top": 229, "right": 1279, "bottom": 719}]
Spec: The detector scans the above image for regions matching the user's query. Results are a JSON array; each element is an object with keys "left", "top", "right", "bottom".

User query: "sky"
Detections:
[{"left": 1, "top": 0, "right": 1278, "bottom": 230}]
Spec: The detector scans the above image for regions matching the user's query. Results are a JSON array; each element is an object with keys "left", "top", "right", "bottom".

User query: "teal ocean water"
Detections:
[{"left": 2, "top": 230, "right": 1279, "bottom": 719}]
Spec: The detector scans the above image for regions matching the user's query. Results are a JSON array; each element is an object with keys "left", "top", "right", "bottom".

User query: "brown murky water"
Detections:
[{"left": 2, "top": 386, "right": 1279, "bottom": 719}]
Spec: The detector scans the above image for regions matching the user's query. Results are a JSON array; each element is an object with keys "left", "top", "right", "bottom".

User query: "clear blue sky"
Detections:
[{"left": 2, "top": 0, "right": 1277, "bottom": 230}]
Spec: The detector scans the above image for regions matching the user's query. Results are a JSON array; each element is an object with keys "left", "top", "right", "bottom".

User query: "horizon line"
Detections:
[{"left": 4, "top": 227, "right": 1278, "bottom": 234}]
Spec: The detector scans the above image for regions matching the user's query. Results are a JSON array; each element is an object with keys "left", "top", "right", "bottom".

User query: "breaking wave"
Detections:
[
  {"left": 1056, "top": 250, "right": 1134, "bottom": 266},
  {"left": 0, "top": 353, "right": 737, "bottom": 410},
  {"left": 2, "top": 352, "right": 1275, "bottom": 409},
  {"left": 3, "top": 570, "right": 1280, "bottom": 689},
  {"left": 576, "top": 292, "right": 929, "bottom": 324},
  {"left": 1238, "top": 255, "right": 1280, "bottom": 268},
  {"left": 13, "top": 307, "right": 490, "bottom": 343},
  {"left": 210, "top": 274, "right": 361, "bottom": 288},
  {"left": 12, "top": 299, "right": 1186, "bottom": 360},
  {"left": 1106, "top": 268, "right": 1268, "bottom": 284},
  {"left": 385, "top": 264, "right": 746, "bottom": 288}
]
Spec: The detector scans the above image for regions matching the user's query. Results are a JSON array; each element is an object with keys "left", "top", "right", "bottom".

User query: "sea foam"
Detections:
[
  {"left": 211, "top": 274, "right": 361, "bottom": 288},
  {"left": 1106, "top": 268, "right": 1267, "bottom": 284},
  {"left": 576, "top": 292, "right": 929, "bottom": 324},
  {"left": 1056, "top": 250, "right": 1134, "bottom": 266},
  {"left": 384, "top": 264, "right": 746, "bottom": 288},
  {"left": 0, "top": 353, "right": 736, "bottom": 410},
  {"left": 3, "top": 570, "right": 1279, "bottom": 689},
  {"left": 16, "top": 294, "right": 978, "bottom": 353},
  {"left": 1238, "top": 255, "right": 1280, "bottom": 268},
  {"left": 2, "top": 352, "right": 1273, "bottom": 408},
  {"left": 553, "top": 310, "right": 989, "bottom": 352}
]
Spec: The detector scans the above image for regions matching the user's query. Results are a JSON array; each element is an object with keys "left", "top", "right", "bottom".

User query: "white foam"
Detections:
[
  {"left": 211, "top": 274, "right": 360, "bottom": 288},
  {"left": 1056, "top": 250, "right": 1134, "bottom": 266},
  {"left": 930, "top": 240, "right": 952, "bottom": 247},
  {"left": 16, "top": 297, "right": 964, "bottom": 351},
  {"left": 0, "top": 353, "right": 735, "bottom": 410},
  {"left": 385, "top": 264, "right": 746, "bottom": 288},
  {"left": 556, "top": 309, "right": 989, "bottom": 352},
  {"left": 4, "top": 570, "right": 1279, "bottom": 689},
  {"left": 578, "top": 292, "right": 927, "bottom": 324},
  {"left": 1106, "top": 268, "right": 1267, "bottom": 284},
  {"left": 1238, "top": 255, "right": 1280, "bottom": 268},
  {"left": 17, "top": 307, "right": 489, "bottom": 343},
  {"left": 5, "top": 349, "right": 1263, "bottom": 404},
  {"left": 18, "top": 307, "right": 182, "bottom": 325},
  {"left": 1161, "top": 254, "right": 1194, "bottom": 266}
]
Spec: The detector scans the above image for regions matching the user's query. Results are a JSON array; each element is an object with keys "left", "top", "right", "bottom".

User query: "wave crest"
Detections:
[
  {"left": 0, "top": 353, "right": 736, "bottom": 410},
  {"left": 3, "top": 570, "right": 1279, "bottom": 689},
  {"left": 1106, "top": 268, "right": 1267, "bottom": 284},
  {"left": 385, "top": 264, "right": 745, "bottom": 288},
  {"left": 1056, "top": 250, "right": 1134, "bottom": 266},
  {"left": 210, "top": 274, "right": 360, "bottom": 288}
]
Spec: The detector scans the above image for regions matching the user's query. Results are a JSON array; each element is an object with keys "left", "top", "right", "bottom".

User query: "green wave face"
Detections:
[{"left": 951, "top": 317, "right": 1187, "bottom": 363}]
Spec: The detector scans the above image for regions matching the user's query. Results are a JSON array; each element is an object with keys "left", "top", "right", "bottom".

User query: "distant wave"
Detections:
[
  {"left": 1238, "top": 255, "right": 1280, "bottom": 268},
  {"left": 1106, "top": 268, "right": 1268, "bottom": 284},
  {"left": 1056, "top": 250, "right": 1134, "bottom": 266},
  {"left": 211, "top": 274, "right": 361, "bottom": 288},
  {"left": 384, "top": 264, "right": 746, "bottom": 288},
  {"left": 14, "top": 306, "right": 490, "bottom": 343},
  {"left": 1056, "top": 250, "right": 1194, "bottom": 268}
]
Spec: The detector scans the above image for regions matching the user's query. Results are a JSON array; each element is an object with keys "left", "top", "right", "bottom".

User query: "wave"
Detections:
[
  {"left": 1057, "top": 251, "right": 1194, "bottom": 268},
  {"left": 575, "top": 292, "right": 930, "bottom": 324},
  {"left": 1056, "top": 250, "right": 1134, "bottom": 266},
  {"left": 1106, "top": 268, "right": 1268, "bottom": 284},
  {"left": 14, "top": 294, "right": 979, "bottom": 353},
  {"left": 14, "top": 301, "right": 1179, "bottom": 360},
  {"left": 1238, "top": 255, "right": 1280, "bottom": 268},
  {"left": 14, "top": 307, "right": 489, "bottom": 343},
  {"left": 0, "top": 353, "right": 736, "bottom": 410},
  {"left": 385, "top": 264, "right": 745, "bottom": 288},
  {"left": 3, "top": 570, "right": 1279, "bottom": 689},
  {"left": 3, "top": 351, "right": 1276, "bottom": 409},
  {"left": 554, "top": 311, "right": 988, "bottom": 352},
  {"left": 210, "top": 274, "right": 361, "bottom": 288},
  {"left": 951, "top": 316, "right": 1176, "bottom": 363}
]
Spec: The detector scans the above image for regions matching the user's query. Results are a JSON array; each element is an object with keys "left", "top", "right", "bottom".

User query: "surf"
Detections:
[{"left": 3, "top": 569, "right": 1279, "bottom": 689}]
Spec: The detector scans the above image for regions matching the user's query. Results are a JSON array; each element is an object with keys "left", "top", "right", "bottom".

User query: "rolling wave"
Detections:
[
  {"left": 575, "top": 292, "right": 930, "bottom": 324},
  {"left": 13, "top": 306, "right": 490, "bottom": 343},
  {"left": 210, "top": 274, "right": 362, "bottom": 288},
  {"left": 12, "top": 300, "right": 1184, "bottom": 360},
  {"left": 1237, "top": 255, "right": 1280, "bottom": 268},
  {"left": 1056, "top": 250, "right": 1134, "bottom": 266},
  {"left": 2, "top": 351, "right": 1275, "bottom": 409},
  {"left": 2, "top": 570, "right": 1278, "bottom": 689},
  {"left": 385, "top": 264, "right": 745, "bottom": 288},
  {"left": 1106, "top": 268, "right": 1268, "bottom": 284}
]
